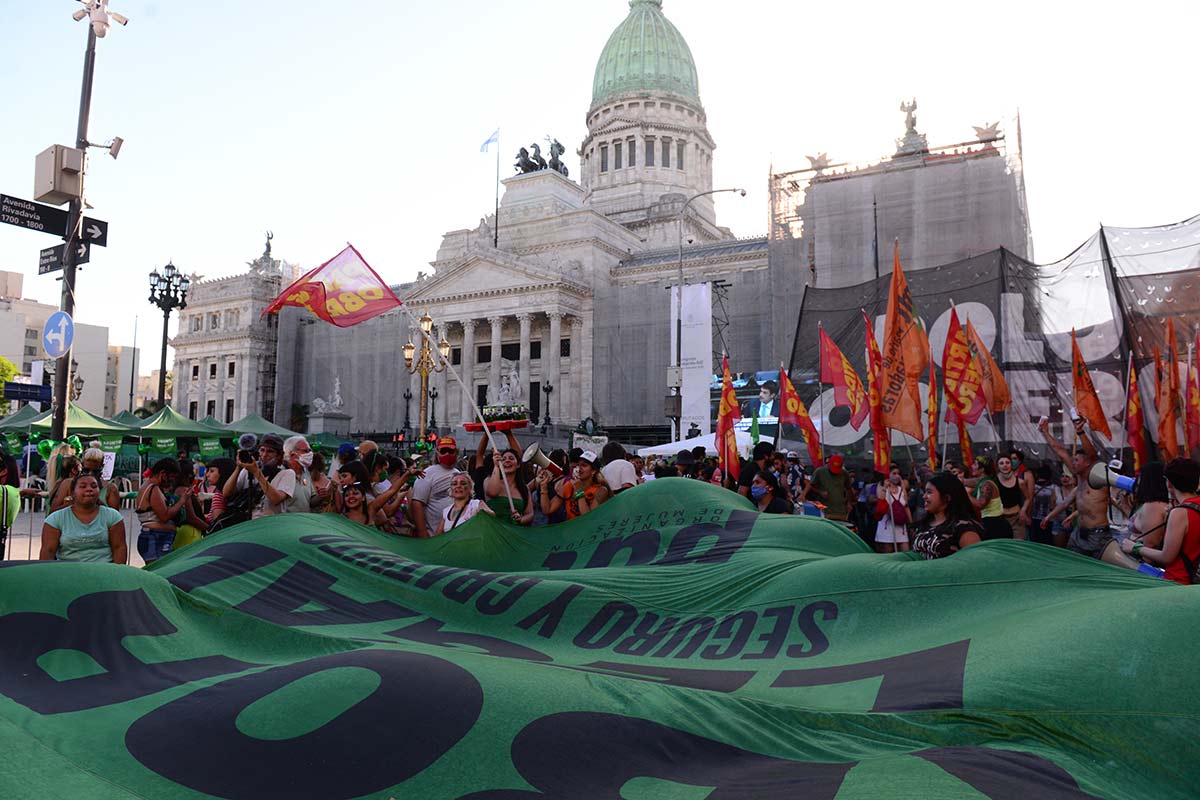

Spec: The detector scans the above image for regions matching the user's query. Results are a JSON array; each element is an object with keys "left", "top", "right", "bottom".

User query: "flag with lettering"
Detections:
[
  {"left": 778, "top": 363, "right": 822, "bottom": 466},
  {"left": 878, "top": 243, "right": 928, "bottom": 440},
  {"left": 964, "top": 319, "right": 1011, "bottom": 414},
  {"left": 1125, "top": 353, "right": 1149, "bottom": 472},
  {"left": 715, "top": 355, "right": 741, "bottom": 482},
  {"left": 263, "top": 245, "right": 403, "bottom": 328},
  {"left": 818, "top": 328, "right": 868, "bottom": 430},
  {"left": 1071, "top": 329, "right": 1112, "bottom": 440},
  {"left": 1186, "top": 334, "right": 1200, "bottom": 454},
  {"left": 941, "top": 306, "right": 986, "bottom": 425},
  {"left": 4, "top": 482, "right": 1199, "bottom": 799},
  {"left": 862, "top": 310, "right": 890, "bottom": 476},
  {"left": 1155, "top": 345, "right": 1180, "bottom": 460},
  {"left": 926, "top": 357, "right": 938, "bottom": 470}
]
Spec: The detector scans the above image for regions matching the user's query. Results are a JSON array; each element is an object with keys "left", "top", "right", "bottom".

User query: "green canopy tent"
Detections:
[
  {"left": 135, "top": 406, "right": 234, "bottom": 439},
  {"left": 111, "top": 410, "right": 142, "bottom": 426},
  {"left": 28, "top": 403, "right": 135, "bottom": 437},
  {"left": 227, "top": 412, "right": 299, "bottom": 439},
  {"left": 0, "top": 404, "right": 44, "bottom": 432},
  {"left": 198, "top": 415, "right": 228, "bottom": 431},
  {"left": 307, "top": 431, "right": 348, "bottom": 452}
]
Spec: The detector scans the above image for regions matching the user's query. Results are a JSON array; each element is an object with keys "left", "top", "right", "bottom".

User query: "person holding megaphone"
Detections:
[
  {"left": 1120, "top": 458, "right": 1200, "bottom": 585},
  {"left": 1038, "top": 416, "right": 1115, "bottom": 559}
]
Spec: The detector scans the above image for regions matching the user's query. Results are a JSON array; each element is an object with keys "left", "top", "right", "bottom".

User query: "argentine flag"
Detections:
[{"left": 480, "top": 128, "right": 500, "bottom": 153}]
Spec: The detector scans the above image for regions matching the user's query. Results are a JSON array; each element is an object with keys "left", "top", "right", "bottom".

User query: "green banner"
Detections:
[
  {"left": 1, "top": 479, "right": 1197, "bottom": 798},
  {"left": 99, "top": 434, "right": 123, "bottom": 453},
  {"left": 2, "top": 433, "right": 20, "bottom": 454},
  {"left": 150, "top": 435, "right": 176, "bottom": 455},
  {"left": 198, "top": 437, "right": 224, "bottom": 459}
]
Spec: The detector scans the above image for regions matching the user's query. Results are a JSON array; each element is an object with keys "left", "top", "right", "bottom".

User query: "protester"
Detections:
[
  {"left": 874, "top": 463, "right": 911, "bottom": 553},
  {"left": 1121, "top": 457, "right": 1200, "bottom": 584},
  {"left": 328, "top": 442, "right": 356, "bottom": 479},
  {"left": 565, "top": 451, "right": 609, "bottom": 518},
  {"left": 911, "top": 471, "right": 983, "bottom": 559},
  {"left": 204, "top": 457, "right": 236, "bottom": 525},
  {"left": 0, "top": 455, "right": 21, "bottom": 556},
  {"left": 411, "top": 436, "right": 460, "bottom": 538},
  {"left": 750, "top": 469, "right": 792, "bottom": 514},
  {"left": 1039, "top": 417, "right": 1111, "bottom": 557},
  {"left": 281, "top": 436, "right": 315, "bottom": 513},
  {"left": 339, "top": 481, "right": 403, "bottom": 528},
  {"left": 484, "top": 448, "right": 534, "bottom": 524},
  {"left": 1028, "top": 465, "right": 1057, "bottom": 545},
  {"left": 674, "top": 449, "right": 697, "bottom": 478},
  {"left": 223, "top": 433, "right": 293, "bottom": 519},
  {"left": 437, "top": 473, "right": 496, "bottom": 534},
  {"left": 996, "top": 455, "right": 1031, "bottom": 540},
  {"left": 308, "top": 451, "right": 334, "bottom": 513},
  {"left": 40, "top": 473, "right": 127, "bottom": 563},
  {"left": 970, "top": 457, "right": 1012, "bottom": 540},
  {"left": 78, "top": 447, "right": 120, "bottom": 509},
  {"left": 135, "top": 458, "right": 189, "bottom": 564},
  {"left": 46, "top": 450, "right": 81, "bottom": 513},
  {"left": 533, "top": 449, "right": 570, "bottom": 525},
  {"left": 630, "top": 455, "right": 646, "bottom": 484},
  {"left": 600, "top": 442, "right": 638, "bottom": 493},
  {"left": 171, "top": 461, "right": 209, "bottom": 550},
  {"left": 737, "top": 441, "right": 775, "bottom": 497},
  {"left": 1101, "top": 461, "right": 1171, "bottom": 568},
  {"left": 807, "top": 453, "right": 852, "bottom": 523},
  {"left": 784, "top": 452, "right": 807, "bottom": 505}
]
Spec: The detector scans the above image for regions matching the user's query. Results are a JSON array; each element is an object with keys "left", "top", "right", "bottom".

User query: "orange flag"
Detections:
[
  {"left": 778, "top": 364, "right": 822, "bottom": 466},
  {"left": 878, "top": 243, "right": 928, "bottom": 440},
  {"left": 862, "top": 310, "right": 891, "bottom": 476},
  {"left": 1125, "top": 353, "right": 1149, "bottom": 472},
  {"left": 1186, "top": 333, "right": 1200, "bottom": 453},
  {"left": 964, "top": 319, "right": 1011, "bottom": 413},
  {"left": 715, "top": 355, "right": 742, "bottom": 482},
  {"left": 818, "top": 328, "right": 868, "bottom": 430},
  {"left": 263, "top": 245, "right": 403, "bottom": 327},
  {"left": 927, "top": 356, "right": 939, "bottom": 470},
  {"left": 956, "top": 414, "right": 973, "bottom": 468},
  {"left": 941, "top": 306, "right": 986, "bottom": 425},
  {"left": 1070, "top": 329, "right": 1112, "bottom": 440},
  {"left": 1155, "top": 345, "right": 1180, "bottom": 460}
]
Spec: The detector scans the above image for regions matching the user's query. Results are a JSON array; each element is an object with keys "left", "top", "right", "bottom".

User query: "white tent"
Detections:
[{"left": 637, "top": 429, "right": 756, "bottom": 459}]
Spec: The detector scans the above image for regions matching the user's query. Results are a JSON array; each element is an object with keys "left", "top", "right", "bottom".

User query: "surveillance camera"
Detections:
[
  {"left": 72, "top": 8, "right": 88, "bottom": 20},
  {"left": 108, "top": 137, "right": 123, "bottom": 159},
  {"left": 109, "top": 10, "right": 128, "bottom": 25}
]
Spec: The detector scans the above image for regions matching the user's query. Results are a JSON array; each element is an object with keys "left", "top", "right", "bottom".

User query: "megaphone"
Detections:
[
  {"left": 523, "top": 442, "right": 562, "bottom": 477},
  {"left": 1088, "top": 461, "right": 1135, "bottom": 493}
]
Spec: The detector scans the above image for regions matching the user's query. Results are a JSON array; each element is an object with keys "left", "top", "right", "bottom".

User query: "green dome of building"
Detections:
[{"left": 591, "top": 0, "right": 700, "bottom": 109}]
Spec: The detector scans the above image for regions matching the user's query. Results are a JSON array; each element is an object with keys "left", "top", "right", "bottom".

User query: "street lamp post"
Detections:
[
  {"left": 403, "top": 311, "right": 450, "bottom": 441},
  {"left": 541, "top": 383, "right": 554, "bottom": 432},
  {"left": 672, "top": 187, "right": 746, "bottom": 440},
  {"left": 428, "top": 387, "right": 439, "bottom": 430},
  {"left": 147, "top": 262, "right": 189, "bottom": 410},
  {"left": 45, "top": 359, "right": 85, "bottom": 403},
  {"left": 402, "top": 388, "right": 413, "bottom": 436}
]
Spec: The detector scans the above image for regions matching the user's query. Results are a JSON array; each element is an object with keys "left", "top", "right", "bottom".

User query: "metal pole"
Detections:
[
  {"left": 52, "top": 25, "right": 99, "bottom": 442},
  {"left": 493, "top": 136, "right": 500, "bottom": 248},
  {"left": 417, "top": 363, "right": 428, "bottom": 441},
  {"left": 156, "top": 307, "right": 169, "bottom": 408},
  {"left": 128, "top": 316, "right": 137, "bottom": 412}
]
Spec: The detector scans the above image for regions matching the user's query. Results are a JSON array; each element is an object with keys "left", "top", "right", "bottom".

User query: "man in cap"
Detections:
[
  {"left": 223, "top": 432, "right": 294, "bottom": 519},
  {"left": 411, "top": 435, "right": 460, "bottom": 538},
  {"left": 328, "top": 442, "right": 357, "bottom": 480},
  {"left": 807, "top": 453, "right": 853, "bottom": 522}
]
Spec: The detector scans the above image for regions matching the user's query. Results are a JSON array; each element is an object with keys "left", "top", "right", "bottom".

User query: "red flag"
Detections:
[
  {"left": 1186, "top": 333, "right": 1200, "bottom": 453},
  {"left": 956, "top": 414, "right": 973, "bottom": 468},
  {"left": 1166, "top": 319, "right": 1182, "bottom": 403},
  {"left": 1071, "top": 329, "right": 1112, "bottom": 439},
  {"left": 927, "top": 356, "right": 938, "bottom": 470},
  {"left": 1125, "top": 353, "right": 1149, "bottom": 472},
  {"left": 715, "top": 355, "right": 741, "bottom": 482},
  {"left": 878, "top": 243, "right": 927, "bottom": 439},
  {"left": 1155, "top": 345, "right": 1180, "bottom": 460},
  {"left": 818, "top": 328, "right": 868, "bottom": 430},
  {"left": 778, "top": 364, "right": 822, "bottom": 466},
  {"left": 862, "top": 310, "right": 891, "bottom": 476},
  {"left": 941, "top": 307, "right": 986, "bottom": 425},
  {"left": 964, "top": 319, "right": 1011, "bottom": 413},
  {"left": 263, "top": 245, "right": 403, "bottom": 327}
]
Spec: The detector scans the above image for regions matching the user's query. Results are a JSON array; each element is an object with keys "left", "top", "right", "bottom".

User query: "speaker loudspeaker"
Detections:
[
  {"left": 523, "top": 443, "right": 562, "bottom": 477},
  {"left": 1087, "top": 462, "right": 1135, "bottom": 493}
]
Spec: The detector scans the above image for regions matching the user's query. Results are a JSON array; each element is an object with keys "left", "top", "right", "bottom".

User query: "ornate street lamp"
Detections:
[
  {"left": 402, "top": 388, "right": 413, "bottom": 437},
  {"left": 148, "top": 261, "right": 189, "bottom": 409},
  {"left": 541, "top": 382, "right": 554, "bottom": 432},
  {"left": 45, "top": 358, "right": 85, "bottom": 403},
  {"left": 428, "top": 386, "right": 439, "bottom": 429},
  {"left": 402, "top": 311, "right": 450, "bottom": 440}
]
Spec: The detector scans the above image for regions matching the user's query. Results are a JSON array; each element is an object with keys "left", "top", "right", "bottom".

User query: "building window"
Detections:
[
  {"left": 627, "top": 139, "right": 636, "bottom": 167},
  {"left": 500, "top": 343, "right": 520, "bottom": 361},
  {"left": 191, "top": 316, "right": 202, "bottom": 332},
  {"left": 614, "top": 142, "right": 622, "bottom": 170},
  {"left": 189, "top": 401, "right": 198, "bottom": 420},
  {"left": 209, "top": 363, "right": 217, "bottom": 379},
  {"left": 25, "top": 328, "right": 37, "bottom": 340},
  {"left": 476, "top": 384, "right": 488, "bottom": 409},
  {"left": 22, "top": 362, "right": 31, "bottom": 373},
  {"left": 225, "top": 399, "right": 235, "bottom": 423},
  {"left": 227, "top": 361, "right": 236, "bottom": 378},
  {"left": 451, "top": 346, "right": 462, "bottom": 366},
  {"left": 225, "top": 309, "right": 239, "bottom": 328},
  {"left": 645, "top": 138, "right": 655, "bottom": 166},
  {"left": 530, "top": 341, "right": 542, "bottom": 360},
  {"left": 206, "top": 400, "right": 216, "bottom": 418},
  {"left": 560, "top": 338, "right": 571, "bottom": 358},
  {"left": 191, "top": 364, "right": 199, "bottom": 379},
  {"left": 677, "top": 141, "right": 685, "bottom": 170},
  {"left": 208, "top": 312, "right": 220, "bottom": 330},
  {"left": 24, "top": 345, "right": 36, "bottom": 356},
  {"left": 599, "top": 145, "right": 608, "bottom": 172},
  {"left": 477, "top": 345, "right": 491, "bottom": 363},
  {"left": 662, "top": 139, "right": 671, "bottom": 168}
]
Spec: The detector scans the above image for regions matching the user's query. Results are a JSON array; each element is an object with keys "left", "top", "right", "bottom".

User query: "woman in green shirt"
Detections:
[
  {"left": 40, "top": 473, "right": 127, "bottom": 563},
  {"left": 483, "top": 448, "right": 533, "bottom": 525},
  {"left": 970, "top": 457, "right": 1013, "bottom": 540}
]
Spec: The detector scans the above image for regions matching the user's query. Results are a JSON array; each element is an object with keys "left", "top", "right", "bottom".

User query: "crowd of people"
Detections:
[{"left": 19, "top": 416, "right": 1200, "bottom": 586}]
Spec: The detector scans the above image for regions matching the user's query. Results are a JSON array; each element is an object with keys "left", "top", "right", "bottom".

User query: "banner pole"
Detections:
[
  {"left": 1120, "top": 350, "right": 1133, "bottom": 456},
  {"left": 401, "top": 306, "right": 515, "bottom": 518},
  {"left": 773, "top": 363, "right": 782, "bottom": 449},
  {"left": 493, "top": 134, "right": 501, "bottom": 248},
  {"left": 25, "top": 425, "right": 33, "bottom": 560}
]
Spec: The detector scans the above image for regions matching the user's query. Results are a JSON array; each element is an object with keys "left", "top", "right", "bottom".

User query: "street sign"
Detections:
[
  {"left": 42, "top": 311, "right": 74, "bottom": 360},
  {"left": 0, "top": 193, "right": 108, "bottom": 246},
  {"left": 39, "top": 242, "right": 90, "bottom": 275},
  {"left": 3, "top": 382, "right": 52, "bottom": 403}
]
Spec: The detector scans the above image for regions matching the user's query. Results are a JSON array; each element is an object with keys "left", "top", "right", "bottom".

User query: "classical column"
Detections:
[
  {"left": 570, "top": 316, "right": 584, "bottom": 422},
  {"left": 488, "top": 315, "right": 504, "bottom": 403},
  {"left": 460, "top": 319, "right": 475, "bottom": 421},
  {"left": 517, "top": 313, "right": 532, "bottom": 410},
  {"left": 546, "top": 312, "right": 562, "bottom": 421}
]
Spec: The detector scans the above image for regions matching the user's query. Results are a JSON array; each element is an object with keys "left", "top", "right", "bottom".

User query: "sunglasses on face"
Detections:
[{"left": 439, "top": 448, "right": 455, "bottom": 455}]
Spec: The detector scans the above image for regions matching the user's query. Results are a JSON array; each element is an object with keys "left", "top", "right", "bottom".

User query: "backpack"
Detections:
[{"left": 1174, "top": 502, "right": 1200, "bottom": 585}]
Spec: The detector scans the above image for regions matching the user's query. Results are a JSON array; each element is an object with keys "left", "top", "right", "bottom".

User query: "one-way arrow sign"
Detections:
[
  {"left": 39, "top": 241, "right": 90, "bottom": 274},
  {"left": 0, "top": 193, "right": 108, "bottom": 246},
  {"left": 81, "top": 216, "right": 108, "bottom": 247}
]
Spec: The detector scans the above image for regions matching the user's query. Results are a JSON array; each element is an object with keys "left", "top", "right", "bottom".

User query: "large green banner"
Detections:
[{"left": 1, "top": 479, "right": 1197, "bottom": 798}]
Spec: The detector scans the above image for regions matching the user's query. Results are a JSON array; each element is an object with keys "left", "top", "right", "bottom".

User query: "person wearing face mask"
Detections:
[
  {"left": 411, "top": 436, "right": 461, "bottom": 538},
  {"left": 1120, "top": 458, "right": 1200, "bottom": 584},
  {"left": 282, "top": 436, "right": 315, "bottom": 513},
  {"left": 223, "top": 433, "right": 292, "bottom": 519},
  {"left": 874, "top": 464, "right": 911, "bottom": 553},
  {"left": 751, "top": 470, "right": 792, "bottom": 514}
]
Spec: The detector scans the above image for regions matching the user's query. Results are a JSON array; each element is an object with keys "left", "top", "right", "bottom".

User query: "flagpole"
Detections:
[
  {"left": 493, "top": 133, "right": 501, "bottom": 248},
  {"left": 816, "top": 323, "right": 825, "bottom": 458},
  {"left": 1120, "top": 350, "right": 1133, "bottom": 456}
]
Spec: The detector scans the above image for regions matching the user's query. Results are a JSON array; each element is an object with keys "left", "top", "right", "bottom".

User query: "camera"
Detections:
[{"left": 237, "top": 432, "right": 258, "bottom": 465}]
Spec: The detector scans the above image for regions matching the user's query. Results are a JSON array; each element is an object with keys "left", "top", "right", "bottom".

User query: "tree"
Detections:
[{"left": 0, "top": 356, "right": 19, "bottom": 415}]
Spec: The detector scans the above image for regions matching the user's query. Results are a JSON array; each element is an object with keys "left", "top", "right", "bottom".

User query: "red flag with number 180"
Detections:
[{"left": 263, "top": 245, "right": 402, "bottom": 328}]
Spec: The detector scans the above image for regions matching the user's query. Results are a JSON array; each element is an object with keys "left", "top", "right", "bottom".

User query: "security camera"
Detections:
[
  {"left": 72, "top": 8, "right": 88, "bottom": 21},
  {"left": 109, "top": 10, "right": 128, "bottom": 25},
  {"left": 108, "top": 137, "right": 123, "bottom": 159}
]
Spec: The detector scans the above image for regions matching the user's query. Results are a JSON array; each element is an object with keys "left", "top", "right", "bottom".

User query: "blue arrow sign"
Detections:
[{"left": 42, "top": 311, "right": 74, "bottom": 360}]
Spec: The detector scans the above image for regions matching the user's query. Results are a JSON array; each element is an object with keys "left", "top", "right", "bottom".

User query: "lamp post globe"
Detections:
[{"left": 148, "top": 261, "right": 189, "bottom": 410}]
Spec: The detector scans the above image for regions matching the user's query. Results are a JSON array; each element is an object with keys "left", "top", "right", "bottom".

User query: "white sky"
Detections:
[{"left": 1, "top": 0, "right": 1196, "bottom": 377}]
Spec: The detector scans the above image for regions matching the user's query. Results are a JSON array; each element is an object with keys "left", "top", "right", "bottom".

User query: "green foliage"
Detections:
[{"left": 0, "top": 356, "right": 19, "bottom": 415}]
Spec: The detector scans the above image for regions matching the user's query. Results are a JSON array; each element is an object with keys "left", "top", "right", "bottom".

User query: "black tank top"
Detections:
[{"left": 998, "top": 476, "right": 1023, "bottom": 509}]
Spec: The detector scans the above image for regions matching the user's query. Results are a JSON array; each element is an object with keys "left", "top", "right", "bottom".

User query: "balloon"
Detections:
[
  {"left": 65, "top": 435, "right": 83, "bottom": 453},
  {"left": 37, "top": 440, "right": 53, "bottom": 459},
  {"left": 137, "top": 443, "right": 151, "bottom": 455}
]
